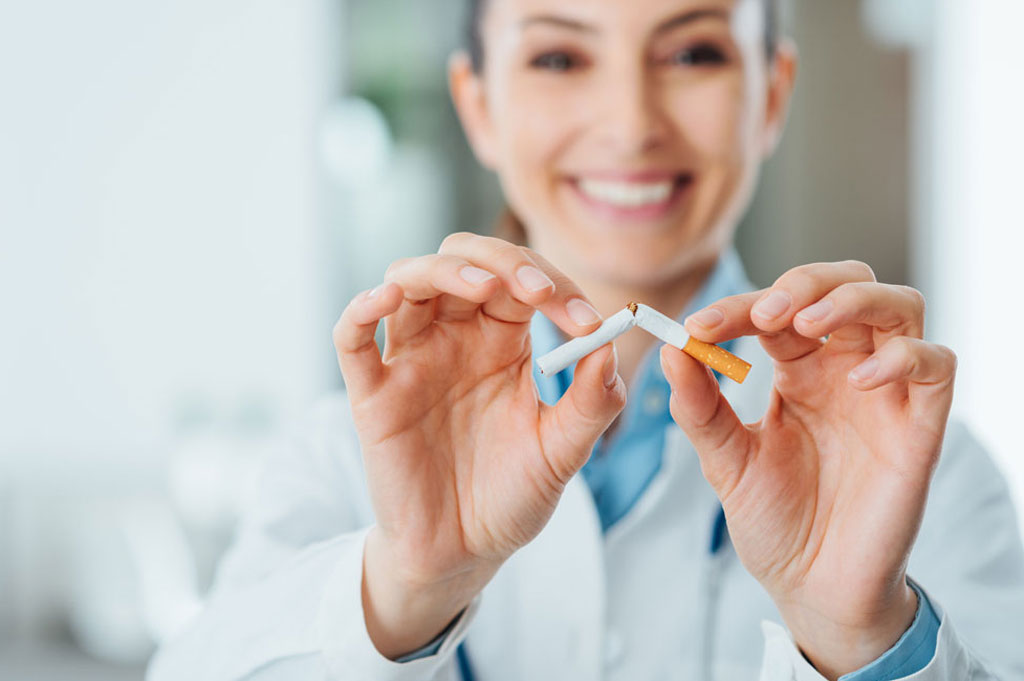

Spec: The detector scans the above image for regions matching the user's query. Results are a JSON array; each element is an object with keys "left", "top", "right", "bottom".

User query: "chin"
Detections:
[
  {"left": 577, "top": 238, "right": 710, "bottom": 289},
  {"left": 519, "top": 194, "right": 732, "bottom": 289}
]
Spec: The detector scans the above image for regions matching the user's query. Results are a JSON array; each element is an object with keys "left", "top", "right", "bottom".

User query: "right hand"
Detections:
[{"left": 333, "top": 233, "right": 626, "bottom": 657}]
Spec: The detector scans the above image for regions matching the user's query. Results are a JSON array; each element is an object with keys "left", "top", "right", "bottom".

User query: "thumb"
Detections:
[
  {"left": 539, "top": 344, "right": 626, "bottom": 484},
  {"left": 660, "top": 345, "right": 752, "bottom": 497}
]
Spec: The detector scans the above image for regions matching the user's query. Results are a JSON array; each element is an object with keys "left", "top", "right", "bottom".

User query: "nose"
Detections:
[{"left": 593, "top": 61, "right": 670, "bottom": 155}]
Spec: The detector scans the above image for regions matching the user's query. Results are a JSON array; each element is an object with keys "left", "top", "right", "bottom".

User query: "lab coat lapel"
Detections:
[{"left": 508, "top": 471, "right": 606, "bottom": 680}]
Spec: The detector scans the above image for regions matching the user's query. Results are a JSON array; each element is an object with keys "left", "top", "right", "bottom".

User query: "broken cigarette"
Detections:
[
  {"left": 633, "top": 303, "right": 751, "bottom": 383},
  {"left": 535, "top": 307, "right": 636, "bottom": 376},
  {"left": 536, "top": 302, "right": 751, "bottom": 384}
]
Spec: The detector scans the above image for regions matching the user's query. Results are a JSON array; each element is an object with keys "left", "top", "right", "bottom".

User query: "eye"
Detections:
[
  {"left": 670, "top": 43, "right": 727, "bottom": 66},
  {"left": 530, "top": 51, "right": 578, "bottom": 72}
]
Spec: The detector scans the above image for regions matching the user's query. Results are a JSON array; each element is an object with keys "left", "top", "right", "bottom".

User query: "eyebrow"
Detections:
[
  {"left": 518, "top": 14, "right": 597, "bottom": 34},
  {"left": 654, "top": 8, "right": 730, "bottom": 35},
  {"left": 518, "top": 7, "right": 730, "bottom": 36}
]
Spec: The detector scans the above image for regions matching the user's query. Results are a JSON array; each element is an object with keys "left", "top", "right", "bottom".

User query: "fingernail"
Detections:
[
  {"left": 603, "top": 346, "right": 619, "bottom": 388},
  {"left": 567, "top": 298, "right": 602, "bottom": 326},
  {"left": 516, "top": 265, "right": 554, "bottom": 292},
  {"left": 752, "top": 290, "right": 791, "bottom": 320},
  {"left": 687, "top": 307, "right": 724, "bottom": 329},
  {"left": 366, "top": 284, "right": 383, "bottom": 299},
  {"left": 797, "top": 299, "right": 833, "bottom": 323},
  {"left": 850, "top": 357, "right": 879, "bottom": 383},
  {"left": 460, "top": 266, "right": 496, "bottom": 285}
]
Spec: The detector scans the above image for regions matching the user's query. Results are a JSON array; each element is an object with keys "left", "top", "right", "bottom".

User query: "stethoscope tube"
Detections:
[
  {"left": 456, "top": 506, "right": 728, "bottom": 681},
  {"left": 456, "top": 643, "right": 475, "bottom": 681},
  {"left": 699, "top": 506, "right": 729, "bottom": 681}
]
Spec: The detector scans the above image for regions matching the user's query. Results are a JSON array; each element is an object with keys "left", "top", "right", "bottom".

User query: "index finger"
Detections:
[
  {"left": 439, "top": 232, "right": 605, "bottom": 336},
  {"left": 680, "top": 289, "right": 824, "bottom": 363},
  {"left": 683, "top": 261, "right": 877, "bottom": 342},
  {"left": 682, "top": 289, "right": 766, "bottom": 343}
]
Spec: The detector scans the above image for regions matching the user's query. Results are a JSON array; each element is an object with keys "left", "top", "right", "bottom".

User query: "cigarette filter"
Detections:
[
  {"left": 535, "top": 307, "right": 636, "bottom": 375},
  {"left": 681, "top": 337, "right": 751, "bottom": 384},
  {"left": 634, "top": 304, "right": 750, "bottom": 384}
]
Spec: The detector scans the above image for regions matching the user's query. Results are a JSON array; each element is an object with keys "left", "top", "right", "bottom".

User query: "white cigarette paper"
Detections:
[
  {"left": 633, "top": 304, "right": 689, "bottom": 350},
  {"left": 535, "top": 307, "right": 636, "bottom": 375},
  {"left": 537, "top": 302, "right": 751, "bottom": 383}
]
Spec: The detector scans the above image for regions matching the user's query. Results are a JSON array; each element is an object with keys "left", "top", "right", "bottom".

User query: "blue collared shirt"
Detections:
[
  {"left": 530, "top": 250, "right": 749, "bottom": 531},
  {"left": 399, "top": 250, "right": 938, "bottom": 678}
]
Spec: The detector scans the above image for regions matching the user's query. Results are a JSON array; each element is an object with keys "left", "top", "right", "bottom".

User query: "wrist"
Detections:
[
  {"left": 779, "top": 581, "right": 919, "bottom": 680},
  {"left": 361, "top": 526, "right": 498, "bottom": 660}
]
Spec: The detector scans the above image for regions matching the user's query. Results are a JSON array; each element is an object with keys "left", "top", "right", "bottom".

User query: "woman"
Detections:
[{"left": 148, "top": 0, "right": 1024, "bottom": 679}]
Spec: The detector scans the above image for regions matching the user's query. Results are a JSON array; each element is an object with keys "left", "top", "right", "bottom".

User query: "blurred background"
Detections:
[{"left": 1, "top": 0, "right": 1022, "bottom": 677}]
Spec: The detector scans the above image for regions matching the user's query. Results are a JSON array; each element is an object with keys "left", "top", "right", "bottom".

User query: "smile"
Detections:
[{"left": 570, "top": 174, "right": 692, "bottom": 219}]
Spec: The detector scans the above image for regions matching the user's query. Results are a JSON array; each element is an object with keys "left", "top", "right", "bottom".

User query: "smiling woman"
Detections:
[{"left": 147, "top": 1, "right": 1024, "bottom": 680}]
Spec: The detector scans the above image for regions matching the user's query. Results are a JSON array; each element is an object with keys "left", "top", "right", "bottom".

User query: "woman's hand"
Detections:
[
  {"left": 333, "top": 233, "right": 626, "bottom": 658},
  {"left": 661, "top": 261, "right": 956, "bottom": 680}
]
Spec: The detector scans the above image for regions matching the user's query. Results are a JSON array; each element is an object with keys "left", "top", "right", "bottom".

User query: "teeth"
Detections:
[{"left": 577, "top": 178, "right": 674, "bottom": 207}]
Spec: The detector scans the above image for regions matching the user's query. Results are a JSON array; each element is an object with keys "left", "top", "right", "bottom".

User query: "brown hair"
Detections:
[{"left": 492, "top": 206, "right": 529, "bottom": 246}]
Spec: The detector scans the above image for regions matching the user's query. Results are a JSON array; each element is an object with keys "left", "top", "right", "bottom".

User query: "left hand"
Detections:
[{"left": 660, "top": 261, "right": 956, "bottom": 680}]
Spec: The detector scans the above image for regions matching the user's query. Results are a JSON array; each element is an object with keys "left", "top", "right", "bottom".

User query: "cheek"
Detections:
[
  {"left": 668, "top": 75, "right": 752, "bottom": 163},
  {"left": 493, "top": 80, "right": 583, "bottom": 203},
  {"left": 504, "top": 107, "right": 561, "bottom": 174},
  {"left": 667, "top": 72, "right": 765, "bottom": 238}
]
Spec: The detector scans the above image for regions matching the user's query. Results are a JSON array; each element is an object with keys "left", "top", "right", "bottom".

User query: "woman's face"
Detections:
[{"left": 452, "top": 0, "right": 795, "bottom": 288}]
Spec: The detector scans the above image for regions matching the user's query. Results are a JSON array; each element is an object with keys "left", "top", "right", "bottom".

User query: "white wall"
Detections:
[
  {"left": 0, "top": 0, "right": 339, "bottom": 642},
  {"left": 0, "top": 0, "right": 336, "bottom": 476},
  {"left": 915, "top": 0, "right": 1024, "bottom": 517}
]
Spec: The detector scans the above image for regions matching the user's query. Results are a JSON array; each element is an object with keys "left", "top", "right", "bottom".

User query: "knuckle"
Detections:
[
  {"left": 900, "top": 285, "right": 926, "bottom": 315},
  {"left": 775, "top": 267, "right": 818, "bottom": 296},
  {"left": 521, "top": 245, "right": 550, "bottom": 265},
  {"left": 474, "top": 238, "right": 534, "bottom": 275},
  {"left": 493, "top": 240, "right": 528, "bottom": 265},
  {"left": 779, "top": 261, "right": 877, "bottom": 295},
  {"left": 430, "top": 253, "right": 462, "bottom": 272},
  {"left": 332, "top": 310, "right": 357, "bottom": 350},
  {"left": 888, "top": 336, "right": 917, "bottom": 362},
  {"left": 519, "top": 245, "right": 549, "bottom": 268},
  {"left": 736, "top": 290, "right": 768, "bottom": 312},
  {"left": 835, "top": 281, "right": 871, "bottom": 308},
  {"left": 439, "top": 231, "right": 475, "bottom": 253},
  {"left": 843, "top": 260, "right": 876, "bottom": 282},
  {"left": 331, "top": 318, "right": 345, "bottom": 347},
  {"left": 384, "top": 257, "right": 413, "bottom": 279},
  {"left": 717, "top": 292, "right": 749, "bottom": 310},
  {"left": 607, "top": 379, "right": 628, "bottom": 410},
  {"left": 521, "top": 246, "right": 556, "bottom": 273},
  {"left": 524, "top": 249, "right": 573, "bottom": 290},
  {"left": 668, "top": 392, "right": 684, "bottom": 423},
  {"left": 938, "top": 344, "right": 958, "bottom": 372}
]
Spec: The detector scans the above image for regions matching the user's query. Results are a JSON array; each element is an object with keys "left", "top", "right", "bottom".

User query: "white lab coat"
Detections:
[{"left": 148, "top": 335, "right": 1024, "bottom": 680}]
